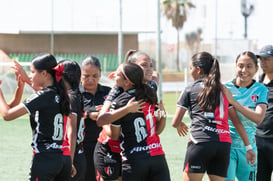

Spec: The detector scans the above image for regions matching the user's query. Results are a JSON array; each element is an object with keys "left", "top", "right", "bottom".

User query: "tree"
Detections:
[
  {"left": 185, "top": 28, "right": 202, "bottom": 57},
  {"left": 162, "top": 0, "right": 195, "bottom": 71}
]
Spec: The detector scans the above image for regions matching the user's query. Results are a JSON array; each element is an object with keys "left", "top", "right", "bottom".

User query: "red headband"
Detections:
[{"left": 52, "top": 63, "right": 64, "bottom": 82}]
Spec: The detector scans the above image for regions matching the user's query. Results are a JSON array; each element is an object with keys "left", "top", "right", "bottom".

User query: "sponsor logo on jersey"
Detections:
[
  {"left": 130, "top": 143, "right": 162, "bottom": 154},
  {"left": 190, "top": 165, "right": 201, "bottom": 169},
  {"left": 104, "top": 166, "right": 113, "bottom": 176},
  {"left": 202, "top": 126, "right": 230, "bottom": 134},
  {"left": 46, "top": 143, "right": 62, "bottom": 150}
]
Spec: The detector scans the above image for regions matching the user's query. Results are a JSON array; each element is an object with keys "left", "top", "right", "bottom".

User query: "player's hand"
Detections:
[
  {"left": 176, "top": 121, "right": 189, "bottom": 137},
  {"left": 156, "top": 100, "right": 167, "bottom": 119},
  {"left": 10, "top": 60, "right": 30, "bottom": 84},
  {"left": 71, "top": 164, "right": 77, "bottom": 177},
  {"left": 16, "top": 74, "right": 25, "bottom": 88},
  {"left": 126, "top": 97, "right": 145, "bottom": 113},
  {"left": 95, "top": 105, "right": 103, "bottom": 111},
  {"left": 90, "top": 112, "right": 99, "bottom": 121},
  {"left": 246, "top": 149, "right": 256, "bottom": 166}
]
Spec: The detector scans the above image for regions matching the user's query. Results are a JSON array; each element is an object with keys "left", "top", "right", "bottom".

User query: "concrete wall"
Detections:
[{"left": 0, "top": 33, "right": 138, "bottom": 54}]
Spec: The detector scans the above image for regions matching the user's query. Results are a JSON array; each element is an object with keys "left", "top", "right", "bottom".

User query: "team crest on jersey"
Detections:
[
  {"left": 55, "top": 95, "right": 60, "bottom": 103},
  {"left": 251, "top": 94, "right": 259, "bottom": 103},
  {"left": 104, "top": 166, "right": 113, "bottom": 176}
]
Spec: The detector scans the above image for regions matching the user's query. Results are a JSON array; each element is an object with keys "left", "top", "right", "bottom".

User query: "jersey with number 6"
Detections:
[
  {"left": 111, "top": 89, "right": 165, "bottom": 161},
  {"left": 23, "top": 86, "right": 65, "bottom": 154}
]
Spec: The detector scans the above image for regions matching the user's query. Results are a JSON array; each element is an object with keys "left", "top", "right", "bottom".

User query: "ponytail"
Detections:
[
  {"left": 58, "top": 59, "right": 83, "bottom": 115},
  {"left": 197, "top": 58, "right": 221, "bottom": 111},
  {"left": 190, "top": 52, "right": 222, "bottom": 112},
  {"left": 54, "top": 79, "right": 70, "bottom": 116},
  {"left": 135, "top": 84, "right": 157, "bottom": 105},
  {"left": 52, "top": 65, "right": 70, "bottom": 116}
]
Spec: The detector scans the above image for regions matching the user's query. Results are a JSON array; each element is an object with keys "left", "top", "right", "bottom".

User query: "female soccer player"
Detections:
[
  {"left": 171, "top": 52, "right": 255, "bottom": 181},
  {"left": 0, "top": 53, "right": 71, "bottom": 180},
  {"left": 223, "top": 51, "right": 268, "bottom": 181},
  {"left": 94, "top": 50, "right": 166, "bottom": 181},
  {"left": 59, "top": 59, "right": 87, "bottom": 180},
  {"left": 98, "top": 49, "right": 166, "bottom": 131},
  {"left": 105, "top": 62, "right": 170, "bottom": 181}
]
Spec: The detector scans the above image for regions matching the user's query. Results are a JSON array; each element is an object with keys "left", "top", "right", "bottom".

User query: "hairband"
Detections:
[
  {"left": 52, "top": 63, "right": 64, "bottom": 82},
  {"left": 121, "top": 64, "right": 135, "bottom": 85}
]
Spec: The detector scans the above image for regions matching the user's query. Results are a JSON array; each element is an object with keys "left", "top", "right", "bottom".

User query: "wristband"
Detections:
[{"left": 245, "top": 145, "right": 253, "bottom": 151}]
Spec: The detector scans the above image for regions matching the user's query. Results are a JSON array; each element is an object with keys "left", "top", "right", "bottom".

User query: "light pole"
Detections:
[
  {"left": 241, "top": 0, "right": 254, "bottom": 39},
  {"left": 118, "top": 0, "right": 123, "bottom": 65},
  {"left": 50, "top": 0, "right": 54, "bottom": 55},
  {"left": 156, "top": 0, "right": 162, "bottom": 101}
]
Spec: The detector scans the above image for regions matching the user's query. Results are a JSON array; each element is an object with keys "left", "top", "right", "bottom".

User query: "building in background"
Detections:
[{"left": 0, "top": 0, "right": 272, "bottom": 72}]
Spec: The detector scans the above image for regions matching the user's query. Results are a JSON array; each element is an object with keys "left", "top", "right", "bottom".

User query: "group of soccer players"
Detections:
[{"left": 0, "top": 45, "right": 273, "bottom": 181}]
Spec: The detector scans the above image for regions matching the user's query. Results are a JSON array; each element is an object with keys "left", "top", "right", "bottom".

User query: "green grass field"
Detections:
[
  {"left": 0, "top": 117, "right": 191, "bottom": 181},
  {"left": 0, "top": 93, "right": 205, "bottom": 180}
]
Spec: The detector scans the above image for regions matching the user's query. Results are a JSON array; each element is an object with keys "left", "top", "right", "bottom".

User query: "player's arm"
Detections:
[
  {"left": 155, "top": 100, "right": 167, "bottom": 135},
  {"left": 222, "top": 86, "right": 266, "bottom": 124},
  {"left": 66, "top": 113, "right": 77, "bottom": 177},
  {"left": 108, "top": 125, "right": 121, "bottom": 141},
  {"left": 171, "top": 106, "right": 189, "bottom": 137},
  {"left": 102, "top": 124, "right": 112, "bottom": 137},
  {"left": 67, "top": 113, "right": 77, "bottom": 163},
  {"left": 8, "top": 72, "right": 25, "bottom": 108},
  {"left": 97, "top": 97, "right": 144, "bottom": 127},
  {"left": 85, "top": 105, "right": 102, "bottom": 121},
  {"left": 229, "top": 107, "right": 256, "bottom": 166},
  {"left": 0, "top": 88, "right": 27, "bottom": 120}
]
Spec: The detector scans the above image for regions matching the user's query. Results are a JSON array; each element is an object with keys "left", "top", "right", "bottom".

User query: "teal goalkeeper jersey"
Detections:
[{"left": 225, "top": 80, "right": 268, "bottom": 149}]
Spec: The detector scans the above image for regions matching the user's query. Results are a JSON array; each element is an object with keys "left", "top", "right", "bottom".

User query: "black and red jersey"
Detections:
[
  {"left": 82, "top": 84, "right": 111, "bottom": 143},
  {"left": 23, "top": 86, "right": 65, "bottom": 154},
  {"left": 105, "top": 86, "right": 123, "bottom": 103},
  {"left": 111, "top": 89, "right": 165, "bottom": 160},
  {"left": 177, "top": 79, "right": 231, "bottom": 144},
  {"left": 69, "top": 90, "right": 85, "bottom": 153},
  {"left": 61, "top": 90, "right": 85, "bottom": 156}
]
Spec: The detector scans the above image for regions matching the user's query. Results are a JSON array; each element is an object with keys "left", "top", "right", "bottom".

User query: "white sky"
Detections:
[{"left": 0, "top": 0, "right": 272, "bottom": 48}]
